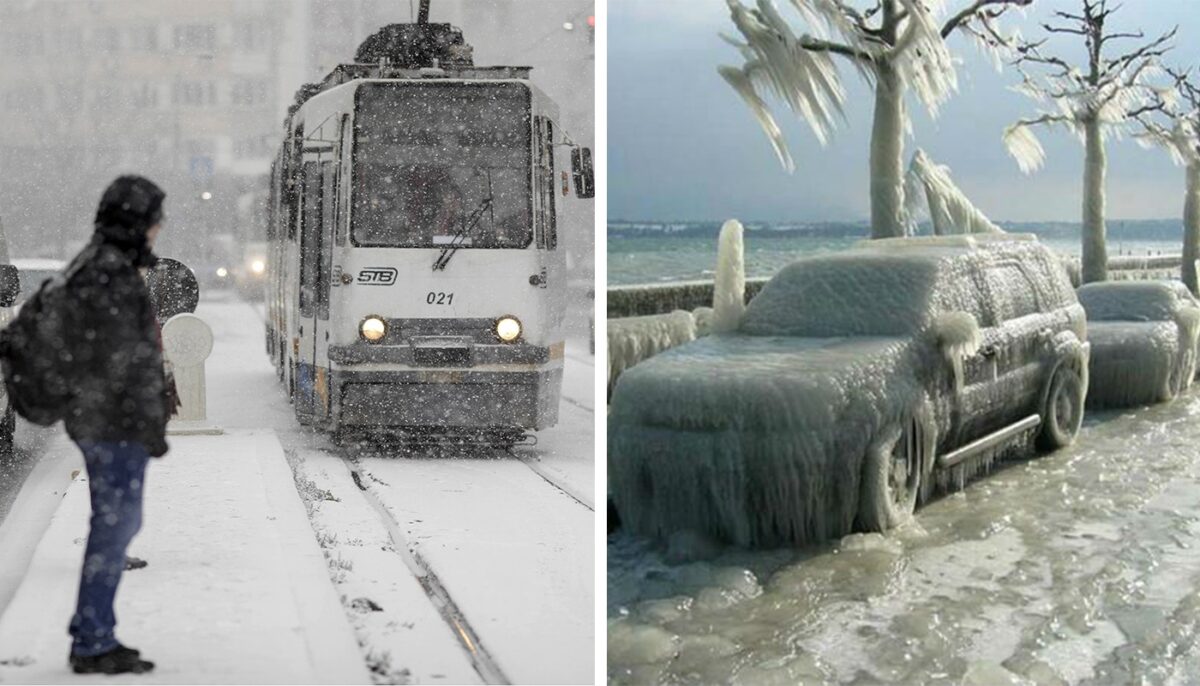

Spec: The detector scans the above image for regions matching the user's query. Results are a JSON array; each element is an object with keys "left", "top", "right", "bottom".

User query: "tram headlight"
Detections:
[
  {"left": 251, "top": 259, "right": 266, "bottom": 275},
  {"left": 360, "top": 316, "right": 387, "bottom": 343},
  {"left": 495, "top": 316, "right": 522, "bottom": 343}
]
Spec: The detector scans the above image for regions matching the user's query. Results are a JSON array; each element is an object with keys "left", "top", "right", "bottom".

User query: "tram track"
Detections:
[
  {"left": 337, "top": 448, "right": 512, "bottom": 685},
  {"left": 328, "top": 437, "right": 590, "bottom": 683}
]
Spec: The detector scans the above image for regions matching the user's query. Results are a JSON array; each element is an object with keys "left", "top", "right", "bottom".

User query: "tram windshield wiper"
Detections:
[{"left": 433, "top": 172, "right": 494, "bottom": 271}]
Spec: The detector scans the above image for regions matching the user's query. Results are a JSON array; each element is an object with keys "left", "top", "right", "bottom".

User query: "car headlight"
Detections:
[
  {"left": 251, "top": 260, "right": 266, "bottom": 275},
  {"left": 495, "top": 316, "right": 522, "bottom": 343},
  {"left": 361, "top": 316, "right": 387, "bottom": 343},
  {"left": 216, "top": 267, "right": 228, "bottom": 278}
]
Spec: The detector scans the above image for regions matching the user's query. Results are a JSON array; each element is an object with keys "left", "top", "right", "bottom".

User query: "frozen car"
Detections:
[
  {"left": 1076, "top": 281, "right": 1200, "bottom": 408},
  {"left": 608, "top": 235, "right": 1090, "bottom": 547}
]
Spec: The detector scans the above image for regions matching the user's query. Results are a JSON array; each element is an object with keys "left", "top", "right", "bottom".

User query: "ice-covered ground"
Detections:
[
  {"left": 0, "top": 291, "right": 595, "bottom": 685},
  {"left": 608, "top": 392, "right": 1200, "bottom": 684}
]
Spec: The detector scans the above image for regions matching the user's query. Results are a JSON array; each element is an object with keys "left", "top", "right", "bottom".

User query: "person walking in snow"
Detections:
[{"left": 64, "top": 175, "right": 170, "bottom": 675}]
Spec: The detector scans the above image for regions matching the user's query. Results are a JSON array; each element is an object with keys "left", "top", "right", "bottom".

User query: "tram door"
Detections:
[{"left": 296, "top": 161, "right": 325, "bottom": 420}]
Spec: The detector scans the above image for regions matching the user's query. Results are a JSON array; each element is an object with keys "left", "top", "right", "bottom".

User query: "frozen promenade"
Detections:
[{"left": 0, "top": 431, "right": 368, "bottom": 684}]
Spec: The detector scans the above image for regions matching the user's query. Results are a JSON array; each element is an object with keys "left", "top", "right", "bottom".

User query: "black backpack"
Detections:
[{"left": 0, "top": 257, "right": 87, "bottom": 426}]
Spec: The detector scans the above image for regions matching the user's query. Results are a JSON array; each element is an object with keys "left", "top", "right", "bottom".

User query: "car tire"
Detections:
[
  {"left": 1037, "top": 364, "right": 1084, "bottom": 451},
  {"left": 859, "top": 419, "right": 922, "bottom": 533}
]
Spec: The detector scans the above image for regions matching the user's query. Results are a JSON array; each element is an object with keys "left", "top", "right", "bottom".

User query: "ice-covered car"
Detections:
[
  {"left": 1076, "top": 281, "right": 1200, "bottom": 408},
  {"left": 608, "top": 235, "right": 1090, "bottom": 547}
]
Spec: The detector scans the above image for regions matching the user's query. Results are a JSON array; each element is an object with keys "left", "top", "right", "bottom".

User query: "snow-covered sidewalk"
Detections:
[{"left": 0, "top": 429, "right": 369, "bottom": 684}]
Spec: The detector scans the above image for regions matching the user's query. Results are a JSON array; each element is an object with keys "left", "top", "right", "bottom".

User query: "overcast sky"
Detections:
[{"left": 609, "top": 0, "right": 1200, "bottom": 223}]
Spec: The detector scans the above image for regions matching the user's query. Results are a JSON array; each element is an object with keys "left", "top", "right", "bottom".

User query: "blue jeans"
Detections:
[{"left": 68, "top": 441, "right": 150, "bottom": 657}]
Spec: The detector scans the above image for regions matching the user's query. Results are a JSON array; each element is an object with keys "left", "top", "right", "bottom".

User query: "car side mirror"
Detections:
[
  {"left": 0, "top": 264, "right": 17, "bottom": 307},
  {"left": 933, "top": 311, "right": 981, "bottom": 392},
  {"left": 571, "top": 147, "right": 595, "bottom": 199},
  {"left": 147, "top": 257, "right": 200, "bottom": 321}
]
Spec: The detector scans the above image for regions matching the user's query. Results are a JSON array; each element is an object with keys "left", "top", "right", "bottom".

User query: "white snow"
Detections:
[
  {"left": 0, "top": 431, "right": 369, "bottom": 684},
  {"left": 0, "top": 292, "right": 595, "bottom": 684}
]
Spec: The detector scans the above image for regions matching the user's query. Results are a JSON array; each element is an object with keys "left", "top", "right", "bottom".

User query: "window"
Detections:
[
  {"left": 535, "top": 117, "right": 557, "bottom": 250},
  {"left": 93, "top": 26, "right": 120, "bottom": 53},
  {"left": 172, "top": 81, "right": 217, "bottom": 107},
  {"left": 233, "top": 23, "right": 268, "bottom": 51},
  {"left": 984, "top": 263, "right": 1041, "bottom": 321},
  {"left": 230, "top": 80, "right": 269, "bottom": 108},
  {"left": 127, "top": 25, "right": 159, "bottom": 52},
  {"left": 174, "top": 24, "right": 215, "bottom": 52},
  {"left": 130, "top": 83, "right": 158, "bottom": 108},
  {"left": 352, "top": 82, "right": 532, "bottom": 249}
]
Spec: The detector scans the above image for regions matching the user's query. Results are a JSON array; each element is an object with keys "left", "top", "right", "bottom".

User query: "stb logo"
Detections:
[{"left": 357, "top": 267, "right": 398, "bottom": 286}]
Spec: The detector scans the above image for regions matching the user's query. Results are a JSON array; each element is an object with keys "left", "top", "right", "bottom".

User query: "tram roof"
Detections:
[{"left": 316, "top": 63, "right": 532, "bottom": 93}]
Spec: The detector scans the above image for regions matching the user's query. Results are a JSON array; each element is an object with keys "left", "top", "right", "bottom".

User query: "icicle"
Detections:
[
  {"left": 712, "top": 220, "right": 746, "bottom": 333},
  {"left": 933, "top": 311, "right": 981, "bottom": 394},
  {"left": 905, "top": 149, "right": 1003, "bottom": 235},
  {"left": 1003, "top": 123, "right": 1046, "bottom": 174}
]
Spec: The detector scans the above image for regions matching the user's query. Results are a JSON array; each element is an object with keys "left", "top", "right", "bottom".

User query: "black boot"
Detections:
[
  {"left": 69, "top": 645, "right": 154, "bottom": 674},
  {"left": 125, "top": 556, "right": 148, "bottom": 570}
]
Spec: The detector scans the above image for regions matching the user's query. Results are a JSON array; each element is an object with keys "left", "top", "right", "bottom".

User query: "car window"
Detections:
[{"left": 984, "top": 263, "right": 1041, "bottom": 321}]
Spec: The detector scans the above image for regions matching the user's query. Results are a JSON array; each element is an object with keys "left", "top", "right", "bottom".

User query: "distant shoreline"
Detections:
[{"left": 608, "top": 219, "right": 1186, "bottom": 242}]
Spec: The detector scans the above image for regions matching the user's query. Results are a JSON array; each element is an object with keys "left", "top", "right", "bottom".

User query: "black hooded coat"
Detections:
[{"left": 62, "top": 176, "right": 169, "bottom": 456}]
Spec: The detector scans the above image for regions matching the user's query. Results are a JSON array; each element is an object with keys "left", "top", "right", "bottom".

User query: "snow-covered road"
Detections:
[
  {"left": 205, "top": 294, "right": 596, "bottom": 685},
  {"left": 608, "top": 390, "right": 1200, "bottom": 684},
  {"left": 0, "top": 292, "right": 594, "bottom": 685}
]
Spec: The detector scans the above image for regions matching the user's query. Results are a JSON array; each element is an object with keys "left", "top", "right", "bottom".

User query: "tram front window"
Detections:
[{"left": 354, "top": 82, "right": 533, "bottom": 249}]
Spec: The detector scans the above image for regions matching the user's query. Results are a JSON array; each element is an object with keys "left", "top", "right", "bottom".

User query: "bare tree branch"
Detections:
[{"left": 941, "top": 0, "right": 1033, "bottom": 39}]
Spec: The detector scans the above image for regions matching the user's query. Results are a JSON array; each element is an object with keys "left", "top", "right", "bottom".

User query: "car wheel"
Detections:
[
  {"left": 859, "top": 418, "right": 922, "bottom": 532},
  {"left": 1037, "top": 364, "right": 1084, "bottom": 451}
]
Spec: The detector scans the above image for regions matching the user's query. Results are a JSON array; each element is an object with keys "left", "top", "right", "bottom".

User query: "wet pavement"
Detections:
[{"left": 608, "top": 388, "right": 1200, "bottom": 684}]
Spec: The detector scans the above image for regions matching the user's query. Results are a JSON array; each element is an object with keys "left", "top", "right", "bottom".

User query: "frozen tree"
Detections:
[
  {"left": 1003, "top": 1, "right": 1176, "bottom": 283},
  {"left": 719, "top": 0, "right": 1033, "bottom": 239},
  {"left": 1133, "top": 68, "right": 1200, "bottom": 294},
  {"left": 905, "top": 149, "right": 1003, "bottom": 234}
]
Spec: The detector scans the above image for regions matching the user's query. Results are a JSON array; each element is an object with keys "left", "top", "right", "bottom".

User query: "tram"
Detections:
[{"left": 264, "top": 14, "right": 594, "bottom": 445}]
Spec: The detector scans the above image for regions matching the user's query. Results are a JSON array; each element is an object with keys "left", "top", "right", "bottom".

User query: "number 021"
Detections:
[{"left": 426, "top": 292, "right": 454, "bottom": 305}]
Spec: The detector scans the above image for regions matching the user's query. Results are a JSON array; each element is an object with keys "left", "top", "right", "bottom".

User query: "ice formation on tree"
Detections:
[
  {"left": 1077, "top": 282, "right": 1200, "bottom": 407},
  {"left": 1132, "top": 68, "right": 1200, "bottom": 294},
  {"left": 905, "top": 149, "right": 1002, "bottom": 235},
  {"left": 719, "top": 0, "right": 1030, "bottom": 238},
  {"left": 1003, "top": 1, "right": 1178, "bottom": 283},
  {"left": 712, "top": 219, "right": 746, "bottom": 333}
]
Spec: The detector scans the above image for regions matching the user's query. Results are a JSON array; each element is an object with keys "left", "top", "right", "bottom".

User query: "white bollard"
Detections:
[{"left": 162, "top": 312, "right": 222, "bottom": 436}]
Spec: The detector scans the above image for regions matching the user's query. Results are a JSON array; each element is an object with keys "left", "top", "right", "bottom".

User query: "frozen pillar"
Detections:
[{"left": 712, "top": 219, "right": 746, "bottom": 334}]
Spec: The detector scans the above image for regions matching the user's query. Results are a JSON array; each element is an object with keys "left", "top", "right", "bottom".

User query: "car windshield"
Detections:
[
  {"left": 352, "top": 82, "right": 532, "bottom": 249},
  {"left": 1077, "top": 283, "right": 1178, "bottom": 322},
  {"left": 740, "top": 255, "right": 943, "bottom": 337}
]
